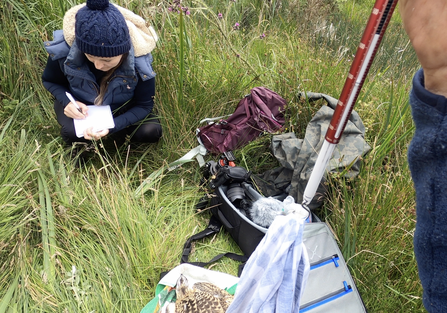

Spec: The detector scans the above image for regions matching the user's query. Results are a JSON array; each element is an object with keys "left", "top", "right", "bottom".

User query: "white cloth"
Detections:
[
  {"left": 226, "top": 214, "right": 310, "bottom": 313},
  {"left": 158, "top": 263, "right": 239, "bottom": 289}
]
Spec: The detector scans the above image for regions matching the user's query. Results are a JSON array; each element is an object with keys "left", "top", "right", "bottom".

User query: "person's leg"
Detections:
[
  {"left": 112, "top": 113, "right": 162, "bottom": 143},
  {"left": 130, "top": 114, "right": 163, "bottom": 143},
  {"left": 54, "top": 100, "right": 89, "bottom": 145}
]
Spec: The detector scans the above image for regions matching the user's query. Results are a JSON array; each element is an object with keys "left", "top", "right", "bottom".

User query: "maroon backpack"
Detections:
[{"left": 197, "top": 87, "right": 287, "bottom": 155}]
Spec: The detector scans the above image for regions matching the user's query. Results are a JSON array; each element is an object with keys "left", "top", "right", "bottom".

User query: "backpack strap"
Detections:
[
  {"left": 181, "top": 215, "right": 222, "bottom": 264},
  {"left": 168, "top": 144, "right": 207, "bottom": 171},
  {"left": 180, "top": 215, "right": 248, "bottom": 276}
]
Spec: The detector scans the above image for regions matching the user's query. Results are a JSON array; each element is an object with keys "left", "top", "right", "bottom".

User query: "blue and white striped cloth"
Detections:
[{"left": 227, "top": 214, "right": 310, "bottom": 313}]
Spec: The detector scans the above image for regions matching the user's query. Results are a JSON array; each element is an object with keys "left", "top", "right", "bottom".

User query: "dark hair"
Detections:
[{"left": 94, "top": 52, "right": 129, "bottom": 106}]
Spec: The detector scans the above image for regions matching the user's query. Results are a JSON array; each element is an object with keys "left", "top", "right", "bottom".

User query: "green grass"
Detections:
[{"left": 0, "top": 0, "right": 423, "bottom": 312}]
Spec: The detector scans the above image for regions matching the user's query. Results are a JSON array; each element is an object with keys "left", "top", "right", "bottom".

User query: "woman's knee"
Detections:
[
  {"left": 132, "top": 120, "right": 162, "bottom": 143},
  {"left": 60, "top": 126, "right": 88, "bottom": 145}
]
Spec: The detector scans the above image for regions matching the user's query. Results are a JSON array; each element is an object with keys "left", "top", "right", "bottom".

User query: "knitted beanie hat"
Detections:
[{"left": 75, "top": 0, "right": 131, "bottom": 57}]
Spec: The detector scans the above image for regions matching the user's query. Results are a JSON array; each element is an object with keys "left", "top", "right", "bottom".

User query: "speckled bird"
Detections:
[{"left": 175, "top": 274, "right": 234, "bottom": 313}]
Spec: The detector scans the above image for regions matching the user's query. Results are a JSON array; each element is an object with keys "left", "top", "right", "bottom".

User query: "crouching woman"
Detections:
[{"left": 42, "top": 0, "right": 162, "bottom": 145}]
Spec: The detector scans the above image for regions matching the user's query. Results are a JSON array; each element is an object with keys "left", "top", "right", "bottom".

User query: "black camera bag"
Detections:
[{"left": 180, "top": 162, "right": 367, "bottom": 312}]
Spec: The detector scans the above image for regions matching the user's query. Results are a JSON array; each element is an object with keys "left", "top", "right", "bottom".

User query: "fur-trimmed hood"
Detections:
[{"left": 62, "top": 3, "right": 158, "bottom": 57}]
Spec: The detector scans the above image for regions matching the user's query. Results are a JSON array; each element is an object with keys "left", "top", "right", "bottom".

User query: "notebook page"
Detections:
[{"left": 74, "top": 105, "right": 115, "bottom": 138}]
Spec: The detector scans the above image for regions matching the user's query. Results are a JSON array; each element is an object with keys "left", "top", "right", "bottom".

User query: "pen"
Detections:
[{"left": 65, "top": 92, "right": 85, "bottom": 116}]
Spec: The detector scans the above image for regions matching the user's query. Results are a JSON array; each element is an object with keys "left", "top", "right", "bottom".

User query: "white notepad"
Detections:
[{"left": 74, "top": 105, "right": 115, "bottom": 138}]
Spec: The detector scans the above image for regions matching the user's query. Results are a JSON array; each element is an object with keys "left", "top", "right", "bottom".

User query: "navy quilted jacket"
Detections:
[{"left": 42, "top": 30, "right": 156, "bottom": 133}]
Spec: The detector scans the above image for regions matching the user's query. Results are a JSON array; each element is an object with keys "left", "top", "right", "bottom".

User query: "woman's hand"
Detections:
[
  {"left": 64, "top": 101, "right": 89, "bottom": 119},
  {"left": 83, "top": 127, "right": 109, "bottom": 141},
  {"left": 400, "top": 0, "right": 447, "bottom": 97}
]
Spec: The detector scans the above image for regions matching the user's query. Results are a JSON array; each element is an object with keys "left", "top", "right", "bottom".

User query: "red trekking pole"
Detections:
[{"left": 302, "top": 0, "right": 399, "bottom": 207}]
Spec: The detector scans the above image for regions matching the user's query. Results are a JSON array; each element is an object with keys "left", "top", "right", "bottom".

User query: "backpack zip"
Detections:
[
  {"left": 299, "top": 281, "right": 353, "bottom": 312},
  {"left": 259, "top": 111, "right": 283, "bottom": 129},
  {"left": 309, "top": 254, "right": 340, "bottom": 270}
]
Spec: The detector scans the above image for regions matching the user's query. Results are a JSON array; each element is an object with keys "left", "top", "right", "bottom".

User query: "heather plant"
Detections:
[{"left": 0, "top": 0, "right": 424, "bottom": 311}]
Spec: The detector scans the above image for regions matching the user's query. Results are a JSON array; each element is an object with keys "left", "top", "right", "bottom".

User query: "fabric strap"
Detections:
[
  {"left": 180, "top": 215, "right": 248, "bottom": 276},
  {"left": 168, "top": 144, "right": 207, "bottom": 171}
]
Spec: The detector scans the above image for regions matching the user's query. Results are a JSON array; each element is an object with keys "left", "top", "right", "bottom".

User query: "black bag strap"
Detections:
[
  {"left": 180, "top": 215, "right": 248, "bottom": 276},
  {"left": 181, "top": 215, "right": 222, "bottom": 264}
]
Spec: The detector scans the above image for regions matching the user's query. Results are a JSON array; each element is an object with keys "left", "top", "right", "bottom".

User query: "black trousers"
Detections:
[{"left": 54, "top": 100, "right": 163, "bottom": 145}]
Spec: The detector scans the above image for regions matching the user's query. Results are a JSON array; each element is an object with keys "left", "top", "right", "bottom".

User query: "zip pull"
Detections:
[
  {"left": 343, "top": 281, "right": 351, "bottom": 291},
  {"left": 332, "top": 255, "right": 340, "bottom": 268},
  {"left": 310, "top": 254, "right": 339, "bottom": 270}
]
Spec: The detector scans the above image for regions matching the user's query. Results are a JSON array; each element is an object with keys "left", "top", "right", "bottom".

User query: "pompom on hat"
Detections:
[{"left": 75, "top": 0, "right": 131, "bottom": 57}]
